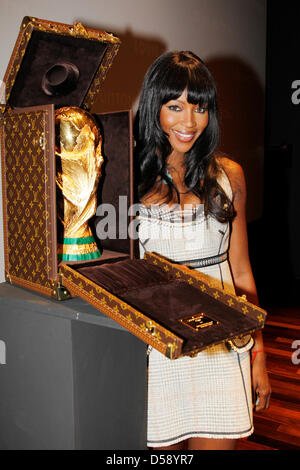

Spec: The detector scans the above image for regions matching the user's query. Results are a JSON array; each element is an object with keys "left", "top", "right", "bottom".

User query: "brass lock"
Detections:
[
  {"left": 238, "top": 294, "right": 248, "bottom": 302},
  {"left": 32, "top": 132, "right": 45, "bottom": 149},
  {"left": 166, "top": 343, "right": 176, "bottom": 360},
  {"left": 39, "top": 133, "right": 45, "bottom": 150}
]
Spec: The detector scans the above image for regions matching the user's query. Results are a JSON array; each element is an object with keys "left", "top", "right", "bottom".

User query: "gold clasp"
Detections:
[
  {"left": 39, "top": 133, "right": 45, "bottom": 150},
  {"left": 32, "top": 132, "right": 45, "bottom": 150},
  {"left": 145, "top": 320, "right": 157, "bottom": 337},
  {"left": 238, "top": 294, "right": 248, "bottom": 302},
  {"left": 71, "top": 22, "right": 88, "bottom": 37},
  {"left": 166, "top": 343, "right": 176, "bottom": 360},
  {"left": 51, "top": 275, "right": 71, "bottom": 301}
]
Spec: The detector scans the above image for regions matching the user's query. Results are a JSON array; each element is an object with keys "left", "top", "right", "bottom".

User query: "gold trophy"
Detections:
[{"left": 55, "top": 107, "right": 103, "bottom": 261}]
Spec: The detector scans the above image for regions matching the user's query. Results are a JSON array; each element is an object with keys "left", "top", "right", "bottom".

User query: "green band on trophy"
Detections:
[
  {"left": 58, "top": 250, "right": 101, "bottom": 261},
  {"left": 57, "top": 235, "right": 101, "bottom": 261},
  {"left": 61, "top": 236, "right": 97, "bottom": 245}
]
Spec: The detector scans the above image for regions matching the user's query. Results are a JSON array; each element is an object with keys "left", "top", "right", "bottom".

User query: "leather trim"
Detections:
[{"left": 7, "top": 275, "right": 53, "bottom": 298}]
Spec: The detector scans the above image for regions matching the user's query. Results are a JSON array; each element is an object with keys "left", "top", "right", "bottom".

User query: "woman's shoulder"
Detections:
[
  {"left": 216, "top": 153, "right": 244, "bottom": 179},
  {"left": 216, "top": 153, "right": 246, "bottom": 201}
]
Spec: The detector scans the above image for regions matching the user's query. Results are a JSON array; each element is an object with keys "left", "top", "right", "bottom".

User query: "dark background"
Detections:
[{"left": 249, "top": 1, "right": 300, "bottom": 307}]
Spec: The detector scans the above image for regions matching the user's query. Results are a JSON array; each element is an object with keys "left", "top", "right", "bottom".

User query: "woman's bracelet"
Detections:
[{"left": 251, "top": 349, "right": 264, "bottom": 364}]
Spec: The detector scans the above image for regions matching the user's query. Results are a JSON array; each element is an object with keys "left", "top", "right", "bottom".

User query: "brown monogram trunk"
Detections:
[
  {"left": 1, "top": 17, "right": 133, "bottom": 299},
  {"left": 1, "top": 105, "right": 57, "bottom": 296}
]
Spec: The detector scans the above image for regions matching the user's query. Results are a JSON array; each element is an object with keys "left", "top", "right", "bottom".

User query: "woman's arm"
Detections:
[{"left": 222, "top": 157, "right": 271, "bottom": 411}]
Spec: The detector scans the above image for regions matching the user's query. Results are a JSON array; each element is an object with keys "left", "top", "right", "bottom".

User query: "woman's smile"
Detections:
[{"left": 172, "top": 129, "right": 197, "bottom": 142}]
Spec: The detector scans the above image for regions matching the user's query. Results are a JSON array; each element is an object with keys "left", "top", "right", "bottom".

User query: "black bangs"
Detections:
[
  {"left": 186, "top": 67, "right": 216, "bottom": 108},
  {"left": 159, "top": 57, "right": 216, "bottom": 109},
  {"left": 159, "top": 63, "right": 188, "bottom": 104}
]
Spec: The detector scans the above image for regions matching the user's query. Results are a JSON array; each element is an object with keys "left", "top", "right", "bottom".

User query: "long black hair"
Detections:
[{"left": 134, "top": 50, "right": 235, "bottom": 222}]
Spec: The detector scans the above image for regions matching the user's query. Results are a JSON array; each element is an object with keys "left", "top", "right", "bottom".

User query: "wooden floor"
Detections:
[{"left": 237, "top": 306, "right": 300, "bottom": 450}]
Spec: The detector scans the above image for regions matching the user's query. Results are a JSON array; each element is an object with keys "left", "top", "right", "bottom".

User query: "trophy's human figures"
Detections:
[{"left": 55, "top": 107, "right": 103, "bottom": 261}]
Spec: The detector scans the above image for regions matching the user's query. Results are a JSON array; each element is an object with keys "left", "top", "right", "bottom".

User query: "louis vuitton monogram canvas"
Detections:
[
  {"left": 1, "top": 17, "right": 121, "bottom": 298},
  {"left": 2, "top": 105, "right": 57, "bottom": 296}
]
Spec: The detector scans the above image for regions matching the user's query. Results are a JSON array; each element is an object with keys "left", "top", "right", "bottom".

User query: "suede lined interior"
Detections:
[
  {"left": 9, "top": 30, "right": 108, "bottom": 108},
  {"left": 93, "top": 112, "right": 132, "bottom": 255},
  {"left": 76, "top": 259, "right": 258, "bottom": 354},
  {"left": 77, "top": 259, "right": 173, "bottom": 294}
]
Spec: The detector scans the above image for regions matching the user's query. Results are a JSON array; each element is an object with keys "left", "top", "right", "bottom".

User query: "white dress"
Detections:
[{"left": 138, "top": 172, "right": 254, "bottom": 447}]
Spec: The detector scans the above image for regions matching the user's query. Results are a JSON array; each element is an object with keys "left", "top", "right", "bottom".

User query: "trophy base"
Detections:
[{"left": 58, "top": 236, "right": 101, "bottom": 261}]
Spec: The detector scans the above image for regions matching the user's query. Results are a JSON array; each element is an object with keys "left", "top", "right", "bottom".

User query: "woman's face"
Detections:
[{"left": 160, "top": 88, "right": 209, "bottom": 157}]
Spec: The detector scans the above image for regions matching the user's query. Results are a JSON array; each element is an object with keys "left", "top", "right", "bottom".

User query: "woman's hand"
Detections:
[{"left": 251, "top": 351, "right": 272, "bottom": 411}]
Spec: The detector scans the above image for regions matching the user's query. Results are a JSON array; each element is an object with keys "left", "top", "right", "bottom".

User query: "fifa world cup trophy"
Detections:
[{"left": 55, "top": 107, "right": 103, "bottom": 261}]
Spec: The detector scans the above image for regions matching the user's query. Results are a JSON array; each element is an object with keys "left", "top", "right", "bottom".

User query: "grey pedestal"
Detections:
[{"left": 0, "top": 283, "right": 147, "bottom": 450}]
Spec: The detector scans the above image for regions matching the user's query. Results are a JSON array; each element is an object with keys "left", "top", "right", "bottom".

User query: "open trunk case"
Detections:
[
  {"left": 60, "top": 251, "right": 266, "bottom": 359},
  {"left": 1, "top": 16, "right": 133, "bottom": 298},
  {"left": 0, "top": 17, "right": 267, "bottom": 359}
]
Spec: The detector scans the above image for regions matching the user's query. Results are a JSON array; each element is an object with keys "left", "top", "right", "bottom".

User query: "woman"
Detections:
[{"left": 134, "top": 51, "right": 271, "bottom": 450}]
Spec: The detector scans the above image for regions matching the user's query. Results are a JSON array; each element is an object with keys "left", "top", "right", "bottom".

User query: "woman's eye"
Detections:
[
  {"left": 167, "top": 105, "right": 181, "bottom": 112},
  {"left": 196, "top": 107, "right": 208, "bottom": 114}
]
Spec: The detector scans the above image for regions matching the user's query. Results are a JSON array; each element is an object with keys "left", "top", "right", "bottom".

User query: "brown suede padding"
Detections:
[
  {"left": 9, "top": 30, "right": 108, "bottom": 108},
  {"left": 78, "top": 259, "right": 172, "bottom": 293},
  {"left": 93, "top": 112, "right": 132, "bottom": 255},
  {"left": 76, "top": 259, "right": 258, "bottom": 354}
]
